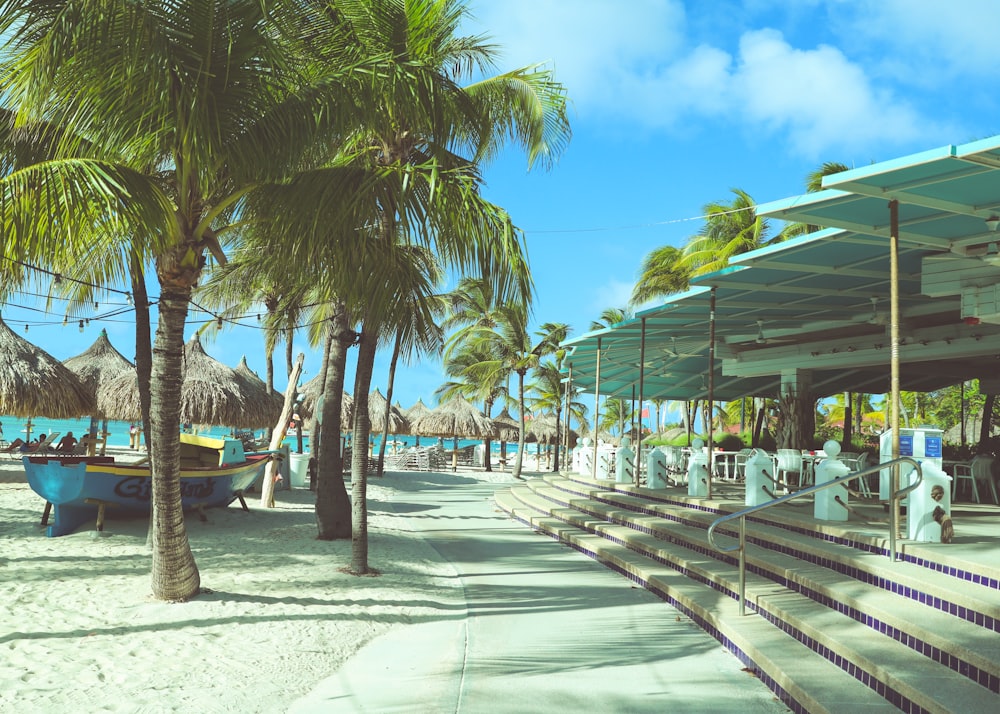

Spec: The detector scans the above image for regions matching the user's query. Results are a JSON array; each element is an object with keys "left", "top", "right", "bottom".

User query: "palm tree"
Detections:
[
  {"left": 589, "top": 306, "right": 633, "bottom": 332},
  {"left": 1, "top": 1, "right": 385, "bottom": 600},
  {"left": 680, "top": 189, "right": 778, "bottom": 278},
  {"left": 232, "top": 0, "right": 567, "bottom": 573},
  {"left": 630, "top": 245, "right": 691, "bottom": 307},
  {"left": 461, "top": 313, "right": 567, "bottom": 479},
  {"left": 438, "top": 340, "right": 509, "bottom": 471},
  {"left": 528, "top": 358, "right": 576, "bottom": 471},
  {"left": 806, "top": 162, "right": 851, "bottom": 193}
]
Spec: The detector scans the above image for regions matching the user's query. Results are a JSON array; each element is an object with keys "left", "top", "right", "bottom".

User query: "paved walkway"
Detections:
[{"left": 290, "top": 472, "right": 788, "bottom": 713}]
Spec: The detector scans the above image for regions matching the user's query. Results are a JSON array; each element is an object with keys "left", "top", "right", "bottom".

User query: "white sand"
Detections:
[{"left": 0, "top": 457, "right": 469, "bottom": 713}]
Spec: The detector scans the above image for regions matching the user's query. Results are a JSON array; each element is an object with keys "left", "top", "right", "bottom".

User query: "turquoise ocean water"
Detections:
[{"left": 0, "top": 414, "right": 534, "bottom": 455}]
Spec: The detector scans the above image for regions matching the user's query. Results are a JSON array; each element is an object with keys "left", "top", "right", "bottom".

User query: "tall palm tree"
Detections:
[
  {"left": 438, "top": 339, "right": 509, "bottom": 471},
  {"left": 630, "top": 245, "right": 691, "bottom": 307},
  {"left": 1, "top": 1, "right": 381, "bottom": 600},
  {"left": 528, "top": 358, "right": 575, "bottom": 471},
  {"left": 589, "top": 306, "right": 633, "bottom": 332},
  {"left": 461, "top": 314, "right": 567, "bottom": 479},
  {"left": 680, "top": 189, "right": 777, "bottom": 278}
]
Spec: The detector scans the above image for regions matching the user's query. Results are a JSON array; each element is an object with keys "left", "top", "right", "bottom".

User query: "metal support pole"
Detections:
[
  {"left": 889, "top": 199, "right": 901, "bottom": 545},
  {"left": 707, "top": 287, "right": 717, "bottom": 499},
  {"left": 636, "top": 317, "right": 646, "bottom": 487},
  {"left": 563, "top": 363, "right": 573, "bottom": 473},
  {"left": 738, "top": 516, "right": 747, "bottom": 616},
  {"left": 592, "top": 337, "right": 602, "bottom": 480}
]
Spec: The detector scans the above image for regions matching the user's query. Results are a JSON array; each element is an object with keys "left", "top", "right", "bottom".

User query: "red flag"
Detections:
[{"left": 641, "top": 407, "right": 649, "bottom": 418}]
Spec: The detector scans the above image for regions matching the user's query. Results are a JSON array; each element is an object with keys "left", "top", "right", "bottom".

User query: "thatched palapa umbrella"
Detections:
[
  {"left": 298, "top": 373, "right": 355, "bottom": 431},
  {"left": 410, "top": 395, "right": 495, "bottom": 471},
  {"left": 180, "top": 334, "right": 281, "bottom": 429},
  {"left": 491, "top": 408, "right": 520, "bottom": 470},
  {"left": 63, "top": 328, "right": 135, "bottom": 453},
  {"left": 526, "top": 413, "right": 578, "bottom": 471},
  {"left": 99, "top": 334, "right": 279, "bottom": 429},
  {"left": 368, "top": 388, "right": 408, "bottom": 435},
  {"left": 0, "top": 315, "right": 94, "bottom": 440},
  {"left": 403, "top": 398, "right": 431, "bottom": 445}
]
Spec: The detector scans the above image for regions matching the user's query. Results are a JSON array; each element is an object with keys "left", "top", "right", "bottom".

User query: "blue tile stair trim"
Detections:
[
  {"left": 558, "top": 476, "right": 1000, "bottom": 634},
  {"left": 518, "top": 481, "right": 998, "bottom": 699},
  {"left": 563, "top": 474, "right": 1000, "bottom": 592},
  {"left": 502, "top": 507, "right": 809, "bottom": 714}
]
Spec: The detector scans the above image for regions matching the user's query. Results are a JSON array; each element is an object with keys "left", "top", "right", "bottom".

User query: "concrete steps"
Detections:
[{"left": 495, "top": 474, "right": 1000, "bottom": 713}]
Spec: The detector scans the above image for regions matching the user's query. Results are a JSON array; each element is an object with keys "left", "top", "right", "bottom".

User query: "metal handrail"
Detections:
[{"left": 706, "top": 456, "right": 922, "bottom": 616}]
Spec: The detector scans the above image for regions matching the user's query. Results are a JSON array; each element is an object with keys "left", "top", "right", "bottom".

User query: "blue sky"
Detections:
[{"left": 7, "top": 0, "right": 1000, "bottom": 421}]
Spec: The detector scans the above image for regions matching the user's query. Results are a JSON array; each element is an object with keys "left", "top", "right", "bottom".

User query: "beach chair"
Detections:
[
  {"left": 952, "top": 454, "right": 999, "bottom": 504},
  {"left": 2, "top": 439, "right": 25, "bottom": 456},
  {"left": 26, "top": 432, "right": 61, "bottom": 454}
]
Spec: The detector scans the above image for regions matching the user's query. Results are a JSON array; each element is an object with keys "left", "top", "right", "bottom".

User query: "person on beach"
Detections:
[
  {"left": 2, "top": 437, "right": 25, "bottom": 452},
  {"left": 129, "top": 424, "right": 138, "bottom": 449},
  {"left": 56, "top": 432, "right": 78, "bottom": 453}
]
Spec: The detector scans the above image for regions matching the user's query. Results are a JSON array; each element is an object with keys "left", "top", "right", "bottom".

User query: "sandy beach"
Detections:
[{"left": 0, "top": 454, "right": 494, "bottom": 713}]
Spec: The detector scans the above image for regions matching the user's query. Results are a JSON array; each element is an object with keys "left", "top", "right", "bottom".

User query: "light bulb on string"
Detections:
[
  {"left": 63, "top": 315, "right": 68, "bottom": 327},
  {"left": 216, "top": 316, "right": 223, "bottom": 330},
  {"left": 78, "top": 320, "right": 84, "bottom": 333},
  {"left": 24, "top": 324, "right": 28, "bottom": 333},
  {"left": 125, "top": 292, "right": 133, "bottom": 306}
]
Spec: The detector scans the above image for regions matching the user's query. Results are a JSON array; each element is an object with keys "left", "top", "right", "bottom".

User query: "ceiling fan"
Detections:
[
  {"left": 747, "top": 320, "right": 801, "bottom": 345},
  {"left": 982, "top": 242, "right": 1000, "bottom": 266},
  {"left": 661, "top": 335, "right": 702, "bottom": 358}
]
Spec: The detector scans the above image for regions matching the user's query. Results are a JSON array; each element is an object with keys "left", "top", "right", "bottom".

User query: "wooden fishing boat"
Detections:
[{"left": 23, "top": 434, "right": 272, "bottom": 537}]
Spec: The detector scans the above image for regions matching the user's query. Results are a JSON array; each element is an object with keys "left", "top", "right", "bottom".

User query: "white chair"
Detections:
[
  {"left": 952, "top": 454, "right": 999, "bottom": 504},
  {"left": 839, "top": 451, "right": 871, "bottom": 497},
  {"left": 733, "top": 448, "right": 752, "bottom": 481},
  {"left": 775, "top": 449, "right": 804, "bottom": 491}
]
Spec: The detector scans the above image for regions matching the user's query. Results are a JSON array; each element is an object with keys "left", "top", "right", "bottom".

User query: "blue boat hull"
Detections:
[{"left": 23, "top": 455, "right": 270, "bottom": 537}]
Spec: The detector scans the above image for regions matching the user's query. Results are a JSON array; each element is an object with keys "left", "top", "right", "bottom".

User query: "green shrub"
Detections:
[{"left": 716, "top": 433, "right": 745, "bottom": 451}]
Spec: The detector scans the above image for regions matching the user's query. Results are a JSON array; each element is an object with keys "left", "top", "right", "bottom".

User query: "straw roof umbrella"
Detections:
[
  {"left": 234, "top": 356, "right": 283, "bottom": 417},
  {"left": 298, "top": 373, "right": 355, "bottom": 431},
  {"left": 98, "top": 334, "right": 278, "bottom": 429},
  {"left": 492, "top": 408, "right": 520, "bottom": 442},
  {"left": 62, "top": 329, "right": 135, "bottom": 409},
  {"left": 527, "top": 413, "right": 579, "bottom": 447},
  {"left": 0, "top": 316, "right": 95, "bottom": 428},
  {"left": 404, "top": 398, "right": 431, "bottom": 423},
  {"left": 180, "top": 334, "right": 281, "bottom": 428},
  {"left": 63, "top": 328, "right": 137, "bottom": 453},
  {"left": 401, "top": 398, "right": 431, "bottom": 445},
  {"left": 410, "top": 395, "right": 495, "bottom": 471},
  {"left": 368, "top": 388, "right": 408, "bottom": 435},
  {"left": 527, "top": 413, "right": 579, "bottom": 471},
  {"left": 491, "top": 408, "right": 520, "bottom": 470}
]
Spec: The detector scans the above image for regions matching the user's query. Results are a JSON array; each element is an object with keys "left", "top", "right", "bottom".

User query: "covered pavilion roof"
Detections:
[{"left": 563, "top": 135, "right": 1000, "bottom": 402}]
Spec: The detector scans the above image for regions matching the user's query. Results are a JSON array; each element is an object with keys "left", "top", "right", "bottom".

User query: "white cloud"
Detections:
[
  {"left": 731, "top": 29, "right": 928, "bottom": 157},
  {"left": 469, "top": 1, "right": 1000, "bottom": 167},
  {"left": 836, "top": 0, "right": 1000, "bottom": 82},
  {"left": 465, "top": 0, "right": 688, "bottom": 108},
  {"left": 591, "top": 278, "right": 636, "bottom": 317}
]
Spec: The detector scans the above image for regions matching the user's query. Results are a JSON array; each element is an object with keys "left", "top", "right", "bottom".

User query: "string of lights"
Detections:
[{"left": 2, "top": 259, "right": 342, "bottom": 334}]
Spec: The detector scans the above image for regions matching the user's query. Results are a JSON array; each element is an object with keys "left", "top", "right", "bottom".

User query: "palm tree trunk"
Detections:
[
  {"left": 315, "top": 304, "right": 352, "bottom": 540},
  {"left": 979, "top": 394, "right": 996, "bottom": 446},
  {"left": 148, "top": 282, "right": 200, "bottom": 601},
  {"left": 350, "top": 325, "right": 377, "bottom": 574},
  {"left": 512, "top": 369, "right": 526, "bottom": 480},
  {"left": 553, "top": 406, "right": 562, "bottom": 472},
  {"left": 843, "top": 392, "right": 854, "bottom": 446},
  {"left": 130, "top": 251, "right": 153, "bottom": 454},
  {"left": 483, "top": 398, "right": 493, "bottom": 472},
  {"left": 376, "top": 329, "right": 402, "bottom": 478}
]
